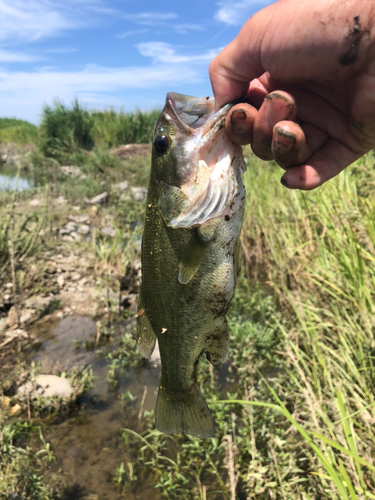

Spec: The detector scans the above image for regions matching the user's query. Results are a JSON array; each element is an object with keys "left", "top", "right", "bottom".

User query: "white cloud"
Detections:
[
  {"left": 124, "top": 12, "right": 179, "bottom": 25},
  {"left": 0, "top": 62, "right": 201, "bottom": 122},
  {"left": 117, "top": 29, "right": 149, "bottom": 39},
  {"left": 0, "top": 48, "right": 40, "bottom": 62},
  {"left": 0, "top": 0, "right": 84, "bottom": 42},
  {"left": 138, "top": 42, "right": 220, "bottom": 65},
  {"left": 215, "top": 0, "right": 274, "bottom": 25}
]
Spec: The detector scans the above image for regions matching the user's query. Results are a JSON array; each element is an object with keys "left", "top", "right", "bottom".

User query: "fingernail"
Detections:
[
  {"left": 264, "top": 95, "right": 295, "bottom": 127},
  {"left": 231, "top": 108, "right": 246, "bottom": 123},
  {"left": 230, "top": 109, "right": 251, "bottom": 136}
]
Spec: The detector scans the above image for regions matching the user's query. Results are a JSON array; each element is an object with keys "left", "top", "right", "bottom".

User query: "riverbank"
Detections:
[{"left": 1, "top": 129, "right": 375, "bottom": 498}]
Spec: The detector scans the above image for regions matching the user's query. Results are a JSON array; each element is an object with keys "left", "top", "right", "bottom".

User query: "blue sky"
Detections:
[{"left": 0, "top": 0, "right": 274, "bottom": 124}]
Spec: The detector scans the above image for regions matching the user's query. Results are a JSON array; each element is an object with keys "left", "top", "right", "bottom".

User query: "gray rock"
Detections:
[
  {"left": 113, "top": 180, "right": 129, "bottom": 193},
  {"left": 78, "top": 224, "right": 90, "bottom": 236},
  {"left": 61, "top": 166, "right": 81, "bottom": 178},
  {"left": 65, "top": 221, "right": 78, "bottom": 232},
  {"left": 29, "top": 199, "right": 42, "bottom": 207},
  {"left": 131, "top": 187, "right": 147, "bottom": 202},
  {"left": 71, "top": 231, "right": 83, "bottom": 242},
  {"left": 62, "top": 235, "right": 74, "bottom": 242},
  {"left": 101, "top": 226, "right": 116, "bottom": 238},
  {"left": 69, "top": 214, "right": 90, "bottom": 224},
  {"left": 57, "top": 275, "right": 65, "bottom": 288},
  {"left": 18, "top": 374, "right": 74, "bottom": 399},
  {"left": 55, "top": 196, "right": 68, "bottom": 205},
  {"left": 89, "top": 192, "right": 108, "bottom": 204}
]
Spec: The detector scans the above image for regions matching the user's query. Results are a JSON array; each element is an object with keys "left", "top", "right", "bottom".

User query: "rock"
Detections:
[
  {"left": 65, "top": 221, "right": 78, "bottom": 232},
  {"left": 55, "top": 196, "right": 68, "bottom": 205},
  {"left": 71, "top": 272, "right": 81, "bottom": 281},
  {"left": 5, "top": 283, "right": 13, "bottom": 289},
  {"left": 5, "top": 328, "right": 28, "bottom": 339},
  {"left": 10, "top": 404, "right": 21, "bottom": 415},
  {"left": 89, "top": 192, "right": 108, "bottom": 204},
  {"left": 6, "top": 306, "right": 19, "bottom": 327},
  {"left": 57, "top": 275, "right": 65, "bottom": 288},
  {"left": 24, "top": 295, "right": 57, "bottom": 313},
  {"left": 113, "top": 180, "right": 129, "bottom": 193},
  {"left": 2, "top": 396, "right": 10, "bottom": 408},
  {"left": 71, "top": 231, "right": 83, "bottom": 242},
  {"left": 78, "top": 224, "right": 90, "bottom": 236},
  {"left": 18, "top": 374, "right": 74, "bottom": 399},
  {"left": 131, "top": 186, "right": 147, "bottom": 201},
  {"left": 19, "top": 309, "right": 35, "bottom": 325},
  {"left": 45, "top": 261, "right": 57, "bottom": 274},
  {"left": 101, "top": 226, "right": 116, "bottom": 238},
  {"left": 69, "top": 214, "right": 90, "bottom": 224},
  {"left": 61, "top": 166, "right": 81, "bottom": 178},
  {"left": 62, "top": 235, "right": 74, "bottom": 242},
  {"left": 29, "top": 199, "right": 41, "bottom": 207}
]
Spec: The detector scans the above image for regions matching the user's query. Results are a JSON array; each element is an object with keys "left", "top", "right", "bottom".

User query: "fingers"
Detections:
[
  {"left": 252, "top": 91, "right": 297, "bottom": 160},
  {"left": 225, "top": 104, "right": 257, "bottom": 145},
  {"left": 272, "top": 121, "right": 328, "bottom": 169}
]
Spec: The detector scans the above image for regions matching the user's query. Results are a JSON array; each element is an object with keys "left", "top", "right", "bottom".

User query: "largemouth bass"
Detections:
[{"left": 137, "top": 92, "right": 246, "bottom": 438}]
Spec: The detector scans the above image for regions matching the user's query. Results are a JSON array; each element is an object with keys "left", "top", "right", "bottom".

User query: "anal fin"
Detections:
[
  {"left": 136, "top": 294, "right": 157, "bottom": 359},
  {"left": 206, "top": 321, "right": 229, "bottom": 366}
]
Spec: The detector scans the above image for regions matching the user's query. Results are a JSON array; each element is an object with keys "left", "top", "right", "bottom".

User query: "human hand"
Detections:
[{"left": 209, "top": 0, "right": 375, "bottom": 189}]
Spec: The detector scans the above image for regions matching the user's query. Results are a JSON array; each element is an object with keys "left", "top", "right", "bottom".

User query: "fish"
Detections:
[{"left": 136, "top": 92, "right": 246, "bottom": 438}]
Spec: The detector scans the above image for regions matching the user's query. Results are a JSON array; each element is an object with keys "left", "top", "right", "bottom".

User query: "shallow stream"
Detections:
[
  {"left": 0, "top": 164, "right": 34, "bottom": 191},
  {"left": 29, "top": 315, "right": 235, "bottom": 499},
  {"left": 30, "top": 315, "right": 161, "bottom": 499}
]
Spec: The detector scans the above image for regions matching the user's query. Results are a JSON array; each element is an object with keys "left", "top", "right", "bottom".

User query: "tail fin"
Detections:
[{"left": 155, "top": 384, "right": 215, "bottom": 439}]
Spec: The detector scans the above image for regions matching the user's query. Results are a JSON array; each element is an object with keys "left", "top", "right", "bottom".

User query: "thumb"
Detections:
[{"left": 209, "top": 9, "right": 269, "bottom": 109}]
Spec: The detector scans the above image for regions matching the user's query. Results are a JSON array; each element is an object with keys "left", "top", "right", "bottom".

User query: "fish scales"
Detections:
[{"left": 137, "top": 92, "right": 246, "bottom": 438}]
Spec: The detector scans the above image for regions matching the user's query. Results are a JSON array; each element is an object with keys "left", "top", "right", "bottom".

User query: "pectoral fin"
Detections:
[
  {"left": 206, "top": 321, "right": 229, "bottom": 366},
  {"left": 136, "top": 295, "right": 157, "bottom": 359},
  {"left": 178, "top": 225, "right": 216, "bottom": 285}
]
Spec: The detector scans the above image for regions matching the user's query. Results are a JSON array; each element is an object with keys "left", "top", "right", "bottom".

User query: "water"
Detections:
[
  {"left": 31, "top": 315, "right": 161, "bottom": 499},
  {"left": 0, "top": 165, "right": 34, "bottom": 191},
  {"left": 30, "top": 315, "right": 236, "bottom": 499}
]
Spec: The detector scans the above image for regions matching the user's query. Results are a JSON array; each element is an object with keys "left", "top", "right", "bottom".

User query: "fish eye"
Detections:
[{"left": 154, "top": 135, "right": 170, "bottom": 154}]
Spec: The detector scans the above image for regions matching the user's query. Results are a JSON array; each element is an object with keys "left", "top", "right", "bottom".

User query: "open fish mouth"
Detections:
[{"left": 161, "top": 93, "right": 246, "bottom": 229}]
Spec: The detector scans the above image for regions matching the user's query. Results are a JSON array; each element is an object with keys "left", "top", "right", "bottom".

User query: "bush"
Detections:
[
  {"left": 39, "top": 99, "right": 95, "bottom": 158},
  {"left": 0, "top": 118, "right": 38, "bottom": 144}
]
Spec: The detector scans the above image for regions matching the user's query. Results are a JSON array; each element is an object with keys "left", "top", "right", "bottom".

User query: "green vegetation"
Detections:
[
  {"left": 38, "top": 99, "right": 159, "bottom": 159},
  {"left": 2, "top": 102, "right": 375, "bottom": 498},
  {"left": 0, "top": 118, "right": 38, "bottom": 144},
  {"left": 111, "top": 152, "right": 375, "bottom": 499}
]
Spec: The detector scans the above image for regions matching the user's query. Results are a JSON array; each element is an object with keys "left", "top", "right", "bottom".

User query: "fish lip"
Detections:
[
  {"left": 165, "top": 93, "right": 191, "bottom": 133},
  {"left": 164, "top": 92, "right": 231, "bottom": 135}
]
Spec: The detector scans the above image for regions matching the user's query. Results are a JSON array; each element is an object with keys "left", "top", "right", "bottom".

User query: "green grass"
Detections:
[
  {"left": 0, "top": 118, "right": 39, "bottom": 144},
  {"left": 37, "top": 100, "right": 159, "bottom": 159},
  {"left": 238, "top": 151, "right": 375, "bottom": 497}
]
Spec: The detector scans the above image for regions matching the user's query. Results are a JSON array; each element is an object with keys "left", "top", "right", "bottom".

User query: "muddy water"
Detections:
[
  {"left": 0, "top": 164, "right": 34, "bottom": 191},
  {"left": 31, "top": 315, "right": 235, "bottom": 499},
  {"left": 32, "top": 315, "right": 161, "bottom": 499}
]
